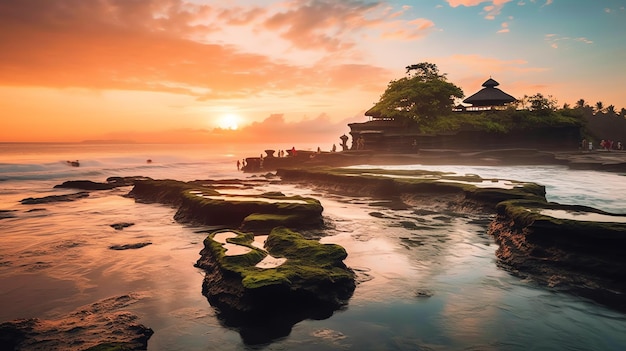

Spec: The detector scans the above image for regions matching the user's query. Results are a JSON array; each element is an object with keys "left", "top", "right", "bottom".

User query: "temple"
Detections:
[
  {"left": 347, "top": 78, "right": 578, "bottom": 151},
  {"left": 462, "top": 78, "right": 516, "bottom": 111}
]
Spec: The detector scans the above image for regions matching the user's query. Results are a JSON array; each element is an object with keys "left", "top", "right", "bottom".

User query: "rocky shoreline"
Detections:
[
  {"left": 2, "top": 155, "right": 625, "bottom": 348},
  {"left": 243, "top": 148, "right": 626, "bottom": 173},
  {"left": 274, "top": 167, "right": 626, "bottom": 312}
]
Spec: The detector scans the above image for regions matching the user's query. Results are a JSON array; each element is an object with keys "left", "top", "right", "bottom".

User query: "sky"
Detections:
[{"left": 1, "top": 0, "right": 625, "bottom": 144}]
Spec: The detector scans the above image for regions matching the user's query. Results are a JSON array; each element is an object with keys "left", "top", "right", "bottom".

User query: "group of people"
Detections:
[
  {"left": 237, "top": 143, "right": 346, "bottom": 171},
  {"left": 581, "top": 139, "right": 623, "bottom": 151},
  {"left": 600, "top": 139, "right": 623, "bottom": 151}
]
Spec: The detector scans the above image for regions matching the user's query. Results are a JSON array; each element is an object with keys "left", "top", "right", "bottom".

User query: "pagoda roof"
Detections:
[
  {"left": 463, "top": 78, "right": 516, "bottom": 106},
  {"left": 482, "top": 78, "right": 500, "bottom": 87}
]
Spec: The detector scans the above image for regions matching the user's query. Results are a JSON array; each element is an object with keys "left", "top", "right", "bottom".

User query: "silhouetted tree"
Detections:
[
  {"left": 562, "top": 102, "right": 571, "bottom": 110},
  {"left": 606, "top": 105, "right": 616, "bottom": 116},
  {"left": 527, "top": 93, "right": 558, "bottom": 113},
  {"left": 575, "top": 99, "right": 587, "bottom": 109},
  {"left": 595, "top": 101, "right": 605, "bottom": 114},
  {"left": 620, "top": 108, "right": 626, "bottom": 118}
]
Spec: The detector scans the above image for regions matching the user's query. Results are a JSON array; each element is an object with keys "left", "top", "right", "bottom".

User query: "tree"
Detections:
[
  {"left": 527, "top": 93, "right": 558, "bottom": 113},
  {"left": 575, "top": 99, "right": 586, "bottom": 109},
  {"left": 370, "top": 62, "right": 464, "bottom": 124},
  {"left": 405, "top": 62, "right": 445, "bottom": 80},
  {"left": 606, "top": 105, "right": 616, "bottom": 116},
  {"left": 595, "top": 101, "right": 605, "bottom": 114},
  {"left": 620, "top": 108, "right": 626, "bottom": 118}
]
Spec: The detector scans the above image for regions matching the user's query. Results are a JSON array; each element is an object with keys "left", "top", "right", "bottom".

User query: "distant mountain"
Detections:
[{"left": 79, "top": 139, "right": 136, "bottom": 144}]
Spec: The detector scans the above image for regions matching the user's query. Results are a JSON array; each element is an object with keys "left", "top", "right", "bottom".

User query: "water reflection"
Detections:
[
  {"left": 2, "top": 164, "right": 626, "bottom": 350},
  {"left": 538, "top": 209, "right": 626, "bottom": 223}
]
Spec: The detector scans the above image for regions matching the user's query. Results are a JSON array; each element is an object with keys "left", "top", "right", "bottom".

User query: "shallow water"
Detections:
[
  {"left": 538, "top": 209, "right": 626, "bottom": 223},
  {"left": 1, "top": 144, "right": 626, "bottom": 350}
]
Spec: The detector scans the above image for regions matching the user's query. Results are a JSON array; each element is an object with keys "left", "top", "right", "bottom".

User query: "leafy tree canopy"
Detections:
[{"left": 368, "top": 62, "right": 464, "bottom": 124}]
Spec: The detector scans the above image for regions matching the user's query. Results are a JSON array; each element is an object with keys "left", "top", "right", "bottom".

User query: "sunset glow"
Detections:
[
  {"left": 0, "top": 0, "right": 624, "bottom": 143},
  {"left": 217, "top": 114, "right": 241, "bottom": 130}
]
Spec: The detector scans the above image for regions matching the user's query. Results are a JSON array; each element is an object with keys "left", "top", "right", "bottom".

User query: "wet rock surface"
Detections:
[
  {"left": 195, "top": 228, "right": 356, "bottom": 345},
  {"left": 20, "top": 192, "right": 90, "bottom": 205},
  {"left": 54, "top": 177, "right": 152, "bottom": 190},
  {"left": 110, "top": 222, "right": 135, "bottom": 230},
  {"left": 246, "top": 148, "right": 626, "bottom": 173},
  {"left": 488, "top": 200, "right": 626, "bottom": 312},
  {"left": 128, "top": 179, "right": 324, "bottom": 229},
  {"left": 0, "top": 294, "right": 153, "bottom": 351},
  {"left": 276, "top": 166, "right": 626, "bottom": 312},
  {"left": 54, "top": 180, "right": 117, "bottom": 190},
  {"left": 0, "top": 209, "right": 17, "bottom": 219},
  {"left": 109, "top": 242, "right": 152, "bottom": 250}
]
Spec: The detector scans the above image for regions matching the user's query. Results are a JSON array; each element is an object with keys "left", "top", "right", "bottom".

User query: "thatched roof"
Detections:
[
  {"left": 481, "top": 78, "right": 500, "bottom": 87},
  {"left": 364, "top": 105, "right": 382, "bottom": 118},
  {"left": 463, "top": 78, "right": 516, "bottom": 106}
]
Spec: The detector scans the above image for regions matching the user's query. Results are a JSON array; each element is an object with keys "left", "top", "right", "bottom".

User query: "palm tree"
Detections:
[
  {"left": 575, "top": 99, "right": 586, "bottom": 109},
  {"left": 606, "top": 105, "right": 616, "bottom": 116},
  {"left": 595, "top": 101, "right": 605, "bottom": 114}
]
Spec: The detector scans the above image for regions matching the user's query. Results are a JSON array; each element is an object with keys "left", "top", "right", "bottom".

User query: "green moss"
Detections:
[
  {"left": 278, "top": 167, "right": 546, "bottom": 206},
  {"left": 496, "top": 199, "right": 626, "bottom": 237},
  {"left": 84, "top": 343, "right": 136, "bottom": 351},
  {"left": 241, "top": 213, "right": 321, "bottom": 230},
  {"left": 265, "top": 227, "right": 348, "bottom": 264},
  {"left": 203, "top": 227, "right": 354, "bottom": 291},
  {"left": 205, "top": 230, "right": 267, "bottom": 270}
]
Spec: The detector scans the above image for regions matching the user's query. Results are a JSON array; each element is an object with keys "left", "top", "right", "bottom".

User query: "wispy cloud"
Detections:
[
  {"left": 497, "top": 22, "right": 510, "bottom": 33},
  {"left": 262, "top": 1, "right": 435, "bottom": 49},
  {"left": 445, "top": 0, "right": 513, "bottom": 19},
  {"left": 545, "top": 33, "right": 594, "bottom": 49}
]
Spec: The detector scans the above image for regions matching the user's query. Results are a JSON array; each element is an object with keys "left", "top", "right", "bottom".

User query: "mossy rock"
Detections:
[
  {"left": 84, "top": 342, "right": 141, "bottom": 351},
  {"left": 489, "top": 199, "right": 626, "bottom": 312},
  {"left": 128, "top": 179, "right": 217, "bottom": 206},
  {"left": 127, "top": 179, "right": 324, "bottom": 230},
  {"left": 241, "top": 213, "right": 322, "bottom": 231},
  {"left": 175, "top": 191, "right": 323, "bottom": 228},
  {"left": 495, "top": 199, "right": 626, "bottom": 244},
  {"left": 277, "top": 167, "right": 547, "bottom": 207},
  {"left": 195, "top": 227, "right": 355, "bottom": 345},
  {"left": 201, "top": 227, "right": 353, "bottom": 293}
]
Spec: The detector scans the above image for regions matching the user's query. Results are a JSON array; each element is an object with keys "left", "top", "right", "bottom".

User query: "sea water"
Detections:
[{"left": 1, "top": 143, "right": 625, "bottom": 350}]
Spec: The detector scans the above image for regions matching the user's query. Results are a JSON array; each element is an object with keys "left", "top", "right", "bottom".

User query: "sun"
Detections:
[{"left": 217, "top": 113, "right": 240, "bottom": 130}]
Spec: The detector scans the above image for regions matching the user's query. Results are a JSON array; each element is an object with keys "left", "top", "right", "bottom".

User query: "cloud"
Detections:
[
  {"left": 497, "top": 22, "right": 510, "bottom": 33},
  {"left": 263, "top": 0, "right": 436, "bottom": 49},
  {"left": 101, "top": 112, "right": 359, "bottom": 144},
  {"left": 225, "top": 112, "right": 364, "bottom": 145},
  {"left": 544, "top": 34, "right": 593, "bottom": 49},
  {"left": 445, "top": 0, "right": 513, "bottom": 19},
  {"left": 0, "top": 0, "right": 393, "bottom": 100}
]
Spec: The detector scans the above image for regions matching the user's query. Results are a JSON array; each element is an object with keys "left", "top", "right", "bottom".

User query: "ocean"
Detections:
[{"left": 1, "top": 143, "right": 625, "bottom": 350}]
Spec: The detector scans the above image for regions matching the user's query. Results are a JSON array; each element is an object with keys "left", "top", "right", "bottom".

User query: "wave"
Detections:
[{"left": 0, "top": 157, "right": 240, "bottom": 183}]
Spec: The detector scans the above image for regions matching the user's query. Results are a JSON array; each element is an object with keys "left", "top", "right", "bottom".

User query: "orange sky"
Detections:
[{"left": 1, "top": 0, "right": 624, "bottom": 143}]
